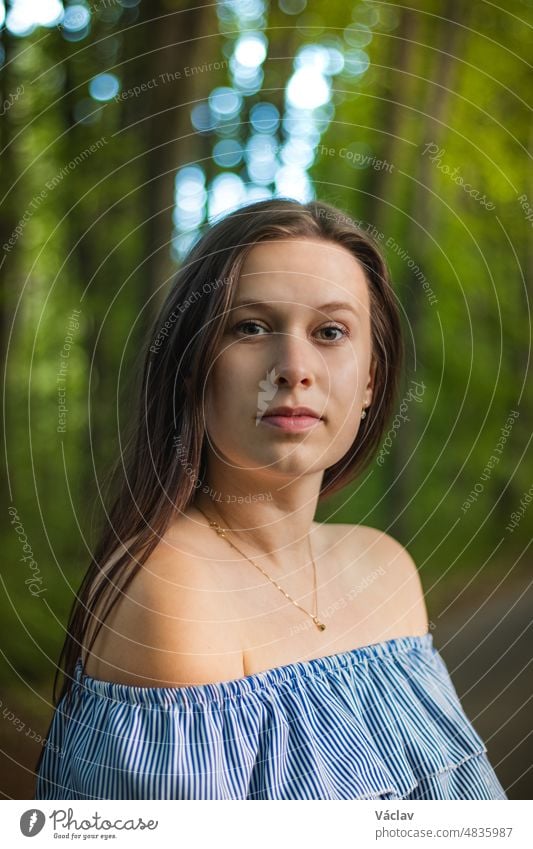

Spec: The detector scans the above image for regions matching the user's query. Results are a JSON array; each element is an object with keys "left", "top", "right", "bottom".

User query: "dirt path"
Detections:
[{"left": 429, "top": 573, "right": 532, "bottom": 800}]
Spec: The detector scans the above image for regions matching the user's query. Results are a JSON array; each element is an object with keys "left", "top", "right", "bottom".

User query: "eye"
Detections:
[
  {"left": 233, "top": 320, "right": 267, "bottom": 336},
  {"left": 232, "top": 321, "right": 350, "bottom": 341},
  {"left": 316, "top": 324, "right": 350, "bottom": 342}
]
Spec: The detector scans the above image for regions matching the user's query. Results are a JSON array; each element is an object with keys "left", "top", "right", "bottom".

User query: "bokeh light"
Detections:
[
  {"left": 250, "top": 102, "right": 280, "bottom": 134},
  {"left": 274, "top": 164, "right": 313, "bottom": 201},
  {"left": 278, "top": 0, "right": 307, "bottom": 14},
  {"left": 213, "top": 138, "right": 244, "bottom": 168},
  {"left": 343, "top": 23, "right": 373, "bottom": 49},
  {"left": 191, "top": 102, "right": 217, "bottom": 133},
  {"left": 208, "top": 172, "right": 247, "bottom": 221},
  {"left": 208, "top": 86, "right": 243, "bottom": 120},
  {"left": 286, "top": 68, "right": 330, "bottom": 110},
  {"left": 89, "top": 73, "right": 120, "bottom": 102},
  {"left": 62, "top": 4, "right": 90, "bottom": 31},
  {"left": 5, "top": 0, "right": 62, "bottom": 35},
  {"left": 174, "top": 166, "right": 207, "bottom": 231},
  {"left": 234, "top": 32, "right": 268, "bottom": 68},
  {"left": 343, "top": 49, "right": 370, "bottom": 77}
]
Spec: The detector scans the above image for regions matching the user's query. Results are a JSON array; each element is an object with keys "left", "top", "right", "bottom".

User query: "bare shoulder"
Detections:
[
  {"left": 328, "top": 522, "right": 429, "bottom": 637},
  {"left": 82, "top": 535, "right": 244, "bottom": 688}
]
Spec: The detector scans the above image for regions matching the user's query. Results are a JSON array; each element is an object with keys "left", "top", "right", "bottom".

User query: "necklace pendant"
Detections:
[{"left": 314, "top": 618, "right": 326, "bottom": 631}]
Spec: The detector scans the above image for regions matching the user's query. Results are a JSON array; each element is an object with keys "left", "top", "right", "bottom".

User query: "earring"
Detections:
[{"left": 361, "top": 405, "right": 368, "bottom": 420}]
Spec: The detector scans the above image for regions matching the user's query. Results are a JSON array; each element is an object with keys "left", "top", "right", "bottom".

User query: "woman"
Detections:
[{"left": 35, "top": 197, "right": 507, "bottom": 800}]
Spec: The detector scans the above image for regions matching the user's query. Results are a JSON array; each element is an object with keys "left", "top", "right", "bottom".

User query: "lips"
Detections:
[
  {"left": 258, "top": 405, "right": 324, "bottom": 433},
  {"left": 263, "top": 406, "right": 322, "bottom": 419}
]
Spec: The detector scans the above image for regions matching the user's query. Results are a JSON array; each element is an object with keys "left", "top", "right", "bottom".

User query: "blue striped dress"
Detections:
[{"left": 35, "top": 633, "right": 507, "bottom": 800}]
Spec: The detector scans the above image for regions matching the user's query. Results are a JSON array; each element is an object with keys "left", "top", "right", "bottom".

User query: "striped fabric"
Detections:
[{"left": 35, "top": 633, "right": 508, "bottom": 800}]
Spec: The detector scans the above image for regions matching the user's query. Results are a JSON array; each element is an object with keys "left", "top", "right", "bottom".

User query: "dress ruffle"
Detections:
[{"left": 35, "top": 633, "right": 507, "bottom": 800}]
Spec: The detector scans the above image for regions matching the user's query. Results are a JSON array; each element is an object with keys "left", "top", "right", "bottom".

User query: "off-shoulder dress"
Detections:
[{"left": 35, "top": 633, "right": 507, "bottom": 800}]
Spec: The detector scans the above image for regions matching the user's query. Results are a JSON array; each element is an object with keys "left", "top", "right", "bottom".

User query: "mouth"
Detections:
[{"left": 257, "top": 406, "right": 324, "bottom": 433}]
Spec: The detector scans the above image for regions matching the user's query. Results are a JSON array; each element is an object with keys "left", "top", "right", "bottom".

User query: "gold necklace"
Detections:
[{"left": 195, "top": 504, "right": 326, "bottom": 631}]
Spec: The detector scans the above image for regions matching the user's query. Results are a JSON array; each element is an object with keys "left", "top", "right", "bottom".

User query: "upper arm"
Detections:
[
  {"left": 83, "top": 540, "right": 244, "bottom": 687},
  {"left": 357, "top": 525, "right": 430, "bottom": 636}
]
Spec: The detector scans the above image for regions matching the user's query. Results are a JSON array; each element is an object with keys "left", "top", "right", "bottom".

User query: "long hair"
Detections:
[{"left": 36, "top": 196, "right": 404, "bottom": 774}]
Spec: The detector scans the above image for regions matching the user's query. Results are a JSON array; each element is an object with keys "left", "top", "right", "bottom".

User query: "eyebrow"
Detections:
[{"left": 231, "top": 299, "right": 359, "bottom": 315}]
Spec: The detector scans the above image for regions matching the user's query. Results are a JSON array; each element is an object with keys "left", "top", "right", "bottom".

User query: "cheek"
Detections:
[
  {"left": 203, "top": 350, "right": 251, "bottom": 424},
  {"left": 334, "top": 397, "right": 363, "bottom": 436},
  {"left": 203, "top": 368, "right": 227, "bottom": 426},
  {"left": 326, "top": 354, "right": 369, "bottom": 436},
  {"left": 326, "top": 402, "right": 364, "bottom": 462},
  {"left": 329, "top": 355, "right": 365, "bottom": 405}
]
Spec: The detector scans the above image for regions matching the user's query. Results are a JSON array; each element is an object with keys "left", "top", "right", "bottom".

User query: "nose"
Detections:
[{"left": 272, "top": 332, "right": 316, "bottom": 388}]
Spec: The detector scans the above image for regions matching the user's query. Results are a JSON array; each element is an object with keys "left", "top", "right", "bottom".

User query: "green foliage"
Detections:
[{"left": 1, "top": 0, "right": 531, "bottom": 690}]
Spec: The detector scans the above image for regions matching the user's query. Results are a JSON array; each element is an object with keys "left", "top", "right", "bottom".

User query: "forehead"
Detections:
[{"left": 237, "top": 237, "right": 370, "bottom": 309}]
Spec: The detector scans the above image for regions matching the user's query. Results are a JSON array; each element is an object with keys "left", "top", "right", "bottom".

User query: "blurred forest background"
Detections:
[{"left": 1, "top": 0, "right": 531, "bottom": 799}]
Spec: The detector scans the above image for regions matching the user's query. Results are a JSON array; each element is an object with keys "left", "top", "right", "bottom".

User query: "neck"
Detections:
[{"left": 191, "top": 470, "right": 323, "bottom": 572}]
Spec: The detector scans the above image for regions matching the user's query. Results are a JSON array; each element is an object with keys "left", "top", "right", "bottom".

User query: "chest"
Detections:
[{"left": 225, "top": 529, "right": 392, "bottom": 676}]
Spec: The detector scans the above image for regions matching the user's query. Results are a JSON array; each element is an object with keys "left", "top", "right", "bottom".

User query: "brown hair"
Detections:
[{"left": 36, "top": 196, "right": 403, "bottom": 774}]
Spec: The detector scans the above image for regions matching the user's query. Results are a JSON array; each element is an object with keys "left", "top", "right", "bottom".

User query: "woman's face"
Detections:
[{"left": 203, "top": 237, "right": 376, "bottom": 484}]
